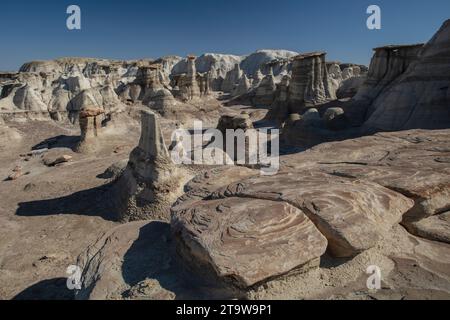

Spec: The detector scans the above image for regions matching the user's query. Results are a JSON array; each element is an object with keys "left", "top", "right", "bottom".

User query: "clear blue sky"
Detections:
[{"left": 0, "top": 0, "right": 449, "bottom": 71}]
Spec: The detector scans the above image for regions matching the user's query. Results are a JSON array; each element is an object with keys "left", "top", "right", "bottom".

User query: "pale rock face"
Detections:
[
  {"left": 327, "top": 63, "right": 343, "bottom": 93},
  {"left": 252, "top": 69, "right": 264, "bottom": 87},
  {"left": 240, "top": 49, "right": 298, "bottom": 77},
  {"left": 174, "top": 56, "right": 203, "bottom": 101},
  {"left": 12, "top": 84, "right": 48, "bottom": 111},
  {"left": 114, "top": 110, "right": 191, "bottom": 222},
  {"left": 403, "top": 212, "right": 450, "bottom": 244},
  {"left": 232, "top": 74, "right": 251, "bottom": 97},
  {"left": 221, "top": 64, "right": 243, "bottom": 93},
  {"left": 336, "top": 76, "right": 366, "bottom": 99},
  {"left": 364, "top": 20, "right": 450, "bottom": 130},
  {"left": 351, "top": 44, "right": 423, "bottom": 120},
  {"left": 0, "top": 57, "right": 131, "bottom": 119},
  {"left": 144, "top": 88, "right": 177, "bottom": 112},
  {"left": 19, "top": 60, "right": 63, "bottom": 74}
]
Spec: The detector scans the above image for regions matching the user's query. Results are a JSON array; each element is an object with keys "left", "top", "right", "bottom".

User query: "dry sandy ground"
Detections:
[
  {"left": 1, "top": 108, "right": 449, "bottom": 300},
  {"left": 0, "top": 103, "right": 264, "bottom": 300},
  {"left": 0, "top": 119, "right": 140, "bottom": 299}
]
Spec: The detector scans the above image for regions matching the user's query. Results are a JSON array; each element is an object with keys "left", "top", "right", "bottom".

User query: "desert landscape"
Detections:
[{"left": 0, "top": 16, "right": 449, "bottom": 300}]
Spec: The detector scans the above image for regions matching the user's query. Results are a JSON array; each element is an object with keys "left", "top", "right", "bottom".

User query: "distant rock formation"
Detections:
[
  {"left": 253, "top": 71, "right": 277, "bottom": 106},
  {"left": 0, "top": 57, "right": 132, "bottom": 121},
  {"left": 266, "top": 75, "right": 290, "bottom": 124},
  {"left": 221, "top": 64, "right": 243, "bottom": 93},
  {"left": 114, "top": 110, "right": 190, "bottom": 222},
  {"left": 363, "top": 20, "right": 450, "bottom": 130},
  {"left": 240, "top": 49, "right": 298, "bottom": 78},
  {"left": 231, "top": 74, "right": 251, "bottom": 97}
]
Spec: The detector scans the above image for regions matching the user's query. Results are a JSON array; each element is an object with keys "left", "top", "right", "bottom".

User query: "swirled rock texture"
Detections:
[
  {"left": 207, "top": 172, "right": 414, "bottom": 258},
  {"left": 172, "top": 197, "right": 327, "bottom": 289}
]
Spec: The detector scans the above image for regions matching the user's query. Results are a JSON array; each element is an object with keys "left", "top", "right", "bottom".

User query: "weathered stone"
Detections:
[
  {"left": 217, "top": 114, "right": 254, "bottom": 132},
  {"left": 323, "top": 107, "right": 349, "bottom": 130},
  {"left": 265, "top": 75, "right": 291, "bottom": 124},
  {"left": 221, "top": 63, "right": 243, "bottom": 93},
  {"left": 288, "top": 52, "right": 335, "bottom": 112},
  {"left": 114, "top": 110, "right": 191, "bottom": 222},
  {"left": 208, "top": 172, "right": 414, "bottom": 257},
  {"left": 172, "top": 197, "right": 327, "bottom": 289},
  {"left": 364, "top": 21, "right": 450, "bottom": 130},
  {"left": 253, "top": 73, "right": 277, "bottom": 107},
  {"left": 43, "top": 154, "right": 73, "bottom": 167},
  {"left": 75, "top": 106, "right": 105, "bottom": 153},
  {"left": 232, "top": 74, "right": 251, "bottom": 97},
  {"left": 404, "top": 211, "right": 450, "bottom": 244}
]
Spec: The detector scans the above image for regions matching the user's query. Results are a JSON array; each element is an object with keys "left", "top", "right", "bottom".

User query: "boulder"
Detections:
[
  {"left": 323, "top": 107, "right": 349, "bottom": 130},
  {"left": 208, "top": 172, "right": 414, "bottom": 257},
  {"left": 172, "top": 197, "right": 327, "bottom": 289},
  {"left": 404, "top": 211, "right": 450, "bottom": 244}
]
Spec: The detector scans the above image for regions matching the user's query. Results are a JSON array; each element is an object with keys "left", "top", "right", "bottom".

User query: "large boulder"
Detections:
[
  {"left": 207, "top": 172, "right": 414, "bottom": 257},
  {"left": 172, "top": 197, "right": 327, "bottom": 289}
]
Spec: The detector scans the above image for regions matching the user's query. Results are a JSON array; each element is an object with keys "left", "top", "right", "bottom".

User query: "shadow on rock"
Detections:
[
  {"left": 121, "top": 222, "right": 232, "bottom": 300},
  {"left": 13, "top": 278, "right": 75, "bottom": 300}
]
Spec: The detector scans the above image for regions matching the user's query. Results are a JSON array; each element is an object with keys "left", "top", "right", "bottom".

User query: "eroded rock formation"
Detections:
[
  {"left": 114, "top": 109, "right": 190, "bottom": 222},
  {"left": 172, "top": 197, "right": 328, "bottom": 289},
  {"left": 288, "top": 52, "right": 335, "bottom": 111},
  {"left": 363, "top": 20, "right": 450, "bottom": 130},
  {"left": 221, "top": 63, "right": 243, "bottom": 93},
  {"left": 75, "top": 106, "right": 105, "bottom": 153}
]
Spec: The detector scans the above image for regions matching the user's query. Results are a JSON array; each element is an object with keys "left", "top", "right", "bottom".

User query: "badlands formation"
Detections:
[{"left": 0, "top": 20, "right": 450, "bottom": 300}]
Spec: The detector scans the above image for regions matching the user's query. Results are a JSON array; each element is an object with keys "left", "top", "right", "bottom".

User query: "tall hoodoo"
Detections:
[
  {"left": 288, "top": 52, "right": 335, "bottom": 112},
  {"left": 114, "top": 109, "right": 190, "bottom": 222},
  {"left": 177, "top": 55, "right": 201, "bottom": 101}
]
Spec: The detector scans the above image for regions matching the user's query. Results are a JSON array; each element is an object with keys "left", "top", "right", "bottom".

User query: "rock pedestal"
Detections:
[
  {"left": 114, "top": 110, "right": 190, "bottom": 222},
  {"left": 177, "top": 56, "right": 201, "bottom": 101},
  {"left": 75, "top": 107, "right": 104, "bottom": 153},
  {"left": 288, "top": 52, "right": 335, "bottom": 112}
]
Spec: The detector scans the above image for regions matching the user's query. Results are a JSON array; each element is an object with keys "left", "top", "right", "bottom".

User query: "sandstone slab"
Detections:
[
  {"left": 172, "top": 197, "right": 327, "bottom": 289},
  {"left": 209, "top": 172, "right": 414, "bottom": 257}
]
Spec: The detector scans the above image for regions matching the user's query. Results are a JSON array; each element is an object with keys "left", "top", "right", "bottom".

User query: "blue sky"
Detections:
[{"left": 0, "top": 0, "right": 449, "bottom": 70}]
